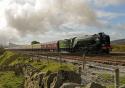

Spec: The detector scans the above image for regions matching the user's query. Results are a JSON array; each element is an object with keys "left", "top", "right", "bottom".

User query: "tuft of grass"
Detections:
[
  {"left": 107, "top": 85, "right": 114, "bottom": 88},
  {"left": 99, "top": 73, "right": 113, "bottom": 81},
  {"left": 30, "top": 60, "right": 77, "bottom": 72},
  {"left": 0, "top": 51, "right": 15, "bottom": 65},
  {"left": 96, "top": 73, "right": 114, "bottom": 88},
  {"left": 120, "top": 75, "right": 125, "bottom": 85},
  {"left": 10, "top": 55, "right": 29, "bottom": 66},
  {"left": 0, "top": 71, "right": 24, "bottom": 88}
]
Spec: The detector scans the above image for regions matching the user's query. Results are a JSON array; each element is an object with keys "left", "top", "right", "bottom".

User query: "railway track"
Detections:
[
  {"left": 59, "top": 55, "right": 125, "bottom": 66},
  {"left": 12, "top": 50, "right": 125, "bottom": 66}
]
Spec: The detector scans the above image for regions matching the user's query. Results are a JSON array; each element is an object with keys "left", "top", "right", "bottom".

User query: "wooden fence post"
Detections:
[
  {"left": 32, "top": 45, "right": 33, "bottom": 61},
  {"left": 114, "top": 68, "right": 119, "bottom": 88},
  {"left": 59, "top": 52, "right": 62, "bottom": 66},
  {"left": 78, "top": 66, "right": 82, "bottom": 75},
  {"left": 47, "top": 52, "right": 49, "bottom": 64},
  {"left": 82, "top": 53, "right": 86, "bottom": 71}
]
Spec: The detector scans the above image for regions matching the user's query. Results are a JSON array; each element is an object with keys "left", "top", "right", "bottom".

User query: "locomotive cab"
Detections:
[{"left": 98, "top": 32, "right": 111, "bottom": 54}]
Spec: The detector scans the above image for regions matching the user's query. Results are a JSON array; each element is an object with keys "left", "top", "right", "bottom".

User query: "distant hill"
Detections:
[{"left": 111, "top": 39, "right": 125, "bottom": 45}]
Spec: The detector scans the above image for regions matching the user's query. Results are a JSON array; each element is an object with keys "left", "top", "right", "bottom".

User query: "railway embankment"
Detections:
[{"left": 1, "top": 51, "right": 125, "bottom": 88}]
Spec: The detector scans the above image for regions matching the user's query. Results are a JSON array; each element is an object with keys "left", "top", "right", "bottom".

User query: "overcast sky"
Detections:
[{"left": 0, "top": 0, "right": 125, "bottom": 45}]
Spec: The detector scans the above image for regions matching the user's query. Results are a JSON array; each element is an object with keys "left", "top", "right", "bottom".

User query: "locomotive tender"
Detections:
[{"left": 6, "top": 32, "right": 111, "bottom": 54}]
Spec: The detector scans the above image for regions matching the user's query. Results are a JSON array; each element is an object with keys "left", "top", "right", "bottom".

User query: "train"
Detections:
[{"left": 6, "top": 32, "right": 111, "bottom": 54}]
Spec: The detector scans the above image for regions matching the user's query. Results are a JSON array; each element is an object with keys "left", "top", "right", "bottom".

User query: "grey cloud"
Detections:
[
  {"left": 5, "top": 0, "right": 99, "bottom": 36},
  {"left": 0, "top": 28, "right": 19, "bottom": 45}
]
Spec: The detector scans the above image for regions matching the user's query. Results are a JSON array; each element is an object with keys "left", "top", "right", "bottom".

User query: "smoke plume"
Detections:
[{"left": 5, "top": 0, "right": 98, "bottom": 36}]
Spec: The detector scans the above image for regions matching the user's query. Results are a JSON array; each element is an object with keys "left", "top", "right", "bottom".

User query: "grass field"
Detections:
[{"left": 112, "top": 44, "right": 125, "bottom": 52}]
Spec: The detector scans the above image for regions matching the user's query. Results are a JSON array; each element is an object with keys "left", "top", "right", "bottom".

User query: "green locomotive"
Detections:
[{"left": 58, "top": 32, "right": 111, "bottom": 54}]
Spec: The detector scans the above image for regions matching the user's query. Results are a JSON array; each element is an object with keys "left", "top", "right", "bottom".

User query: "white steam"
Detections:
[{"left": 5, "top": 0, "right": 98, "bottom": 36}]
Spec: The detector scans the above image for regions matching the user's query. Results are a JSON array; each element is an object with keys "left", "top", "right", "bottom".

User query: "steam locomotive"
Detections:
[{"left": 6, "top": 32, "right": 111, "bottom": 54}]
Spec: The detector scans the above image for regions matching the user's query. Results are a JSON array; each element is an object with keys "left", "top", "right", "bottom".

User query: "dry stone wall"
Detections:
[
  {"left": 0, "top": 63, "right": 81, "bottom": 88},
  {"left": 0, "top": 63, "right": 107, "bottom": 88},
  {"left": 24, "top": 69, "right": 81, "bottom": 88}
]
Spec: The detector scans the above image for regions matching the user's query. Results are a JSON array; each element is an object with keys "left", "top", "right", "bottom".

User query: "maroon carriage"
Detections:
[{"left": 41, "top": 41, "right": 58, "bottom": 51}]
